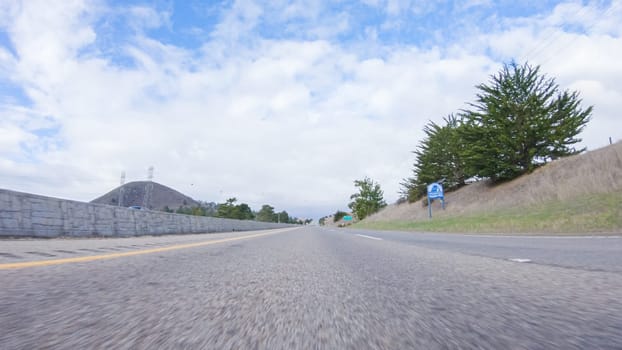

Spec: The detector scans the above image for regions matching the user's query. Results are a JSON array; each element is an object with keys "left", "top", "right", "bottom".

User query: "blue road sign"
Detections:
[
  {"left": 427, "top": 182, "right": 445, "bottom": 218},
  {"left": 343, "top": 215, "right": 353, "bottom": 221},
  {"left": 427, "top": 183, "right": 444, "bottom": 199}
]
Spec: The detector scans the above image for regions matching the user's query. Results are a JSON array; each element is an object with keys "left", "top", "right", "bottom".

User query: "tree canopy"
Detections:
[
  {"left": 401, "top": 114, "right": 467, "bottom": 202},
  {"left": 348, "top": 177, "right": 387, "bottom": 220},
  {"left": 215, "top": 198, "right": 255, "bottom": 220},
  {"left": 400, "top": 62, "right": 593, "bottom": 202},
  {"left": 255, "top": 204, "right": 276, "bottom": 222},
  {"left": 460, "top": 62, "right": 592, "bottom": 182},
  {"left": 169, "top": 197, "right": 306, "bottom": 224}
]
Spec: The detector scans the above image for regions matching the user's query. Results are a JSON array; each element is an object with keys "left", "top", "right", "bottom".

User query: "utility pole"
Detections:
[
  {"left": 144, "top": 166, "right": 154, "bottom": 209},
  {"left": 118, "top": 171, "right": 126, "bottom": 207}
]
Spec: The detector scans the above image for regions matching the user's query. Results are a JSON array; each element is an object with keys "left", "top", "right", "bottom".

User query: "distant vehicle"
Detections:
[{"left": 128, "top": 206, "right": 145, "bottom": 210}]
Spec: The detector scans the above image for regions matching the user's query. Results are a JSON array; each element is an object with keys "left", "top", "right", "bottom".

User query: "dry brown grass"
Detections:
[{"left": 367, "top": 141, "right": 622, "bottom": 223}]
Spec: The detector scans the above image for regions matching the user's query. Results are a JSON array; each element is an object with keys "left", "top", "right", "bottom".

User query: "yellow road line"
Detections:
[{"left": 0, "top": 227, "right": 299, "bottom": 270}]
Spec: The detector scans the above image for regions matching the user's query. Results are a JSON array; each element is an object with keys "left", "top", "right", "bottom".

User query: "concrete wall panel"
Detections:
[{"left": 0, "top": 189, "right": 295, "bottom": 237}]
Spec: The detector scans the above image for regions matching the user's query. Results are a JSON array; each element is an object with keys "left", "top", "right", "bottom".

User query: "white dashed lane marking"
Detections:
[{"left": 356, "top": 234, "right": 383, "bottom": 241}]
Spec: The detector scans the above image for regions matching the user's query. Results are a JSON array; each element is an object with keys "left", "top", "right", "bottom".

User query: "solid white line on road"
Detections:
[
  {"left": 509, "top": 258, "right": 532, "bottom": 263},
  {"left": 356, "top": 234, "right": 383, "bottom": 241}
]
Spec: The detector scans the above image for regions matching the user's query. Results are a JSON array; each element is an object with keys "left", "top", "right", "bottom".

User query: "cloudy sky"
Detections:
[{"left": 1, "top": 0, "right": 620, "bottom": 219}]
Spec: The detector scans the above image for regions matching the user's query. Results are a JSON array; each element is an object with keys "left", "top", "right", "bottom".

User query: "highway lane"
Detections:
[
  {"left": 0, "top": 228, "right": 297, "bottom": 267},
  {"left": 2, "top": 226, "right": 622, "bottom": 349},
  {"left": 342, "top": 228, "right": 622, "bottom": 273}
]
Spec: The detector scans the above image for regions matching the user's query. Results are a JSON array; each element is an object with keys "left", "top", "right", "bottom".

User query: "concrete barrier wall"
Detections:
[{"left": 0, "top": 189, "right": 295, "bottom": 238}]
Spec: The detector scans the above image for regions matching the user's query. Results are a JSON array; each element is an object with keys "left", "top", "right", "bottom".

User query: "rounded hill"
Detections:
[{"left": 91, "top": 181, "right": 199, "bottom": 211}]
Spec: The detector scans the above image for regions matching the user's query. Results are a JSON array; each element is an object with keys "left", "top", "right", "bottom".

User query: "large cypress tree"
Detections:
[
  {"left": 400, "top": 115, "right": 468, "bottom": 202},
  {"left": 460, "top": 62, "right": 592, "bottom": 182}
]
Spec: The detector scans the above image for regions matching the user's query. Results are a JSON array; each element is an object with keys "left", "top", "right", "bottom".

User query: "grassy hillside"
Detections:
[{"left": 359, "top": 142, "right": 622, "bottom": 235}]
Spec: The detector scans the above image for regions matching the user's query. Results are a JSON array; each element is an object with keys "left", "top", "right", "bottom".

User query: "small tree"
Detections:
[
  {"left": 461, "top": 62, "right": 592, "bottom": 182},
  {"left": 348, "top": 177, "right": 387, "bottom": 220}
]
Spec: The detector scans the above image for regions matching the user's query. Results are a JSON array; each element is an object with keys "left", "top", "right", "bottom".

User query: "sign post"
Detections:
[{"left": 427, "top": 182, "right": 445, "bottom": 218}]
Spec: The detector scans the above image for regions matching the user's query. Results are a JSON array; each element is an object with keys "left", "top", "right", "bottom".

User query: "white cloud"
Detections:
[
  {"left": 126, "top": 5, "right": 171, "bottom": 32},
  {"left": 211, "top": 0, "right": 263, "bottom": 42},
  {"left": 1, "top": 0, "right": 621, "bottom": 219},
  {"left": 458, "top": 0, "right": 493, "bottom": 12}
]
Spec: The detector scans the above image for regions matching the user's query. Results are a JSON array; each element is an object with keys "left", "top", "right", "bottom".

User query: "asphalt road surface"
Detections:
[{"left": 2, "top": 227, "right": 622, "bottom": 349}]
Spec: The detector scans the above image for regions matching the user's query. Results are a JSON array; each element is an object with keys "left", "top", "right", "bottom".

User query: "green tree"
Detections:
[
  {"left": 333, "top": 210, "right": 348, "bottom": 222},
  {"left": 235, "top": 203, "right": 255, "bottom": 220},
  {"left": 348, "top": 177, "right": 387, "bottom": 220},
  {"left": 216, "top": 198, "right": 238, "bottom": 218},
  {"left": 275, "top": 210, "right": 289, "bottom": 223},
  {"left": 401, "top": 114, "right": 468, "bottom": 202},
  {"left": 191, "top": 206, "right": 206, "bottom": 216},
  {"left": 176, "top": 206, "right": 192, "bottom": 215},
  {"left": 197, "top": 201, "right": 218, "bottom": 217},
  {"left": 216, "top": 198, "right": 255, "bottom": 220},
  {"left": 256, "top": 204, "right": 276, "bottom": 222},
  {"left": 461, "top": 62, "right": 592, "bottom": 182}
]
